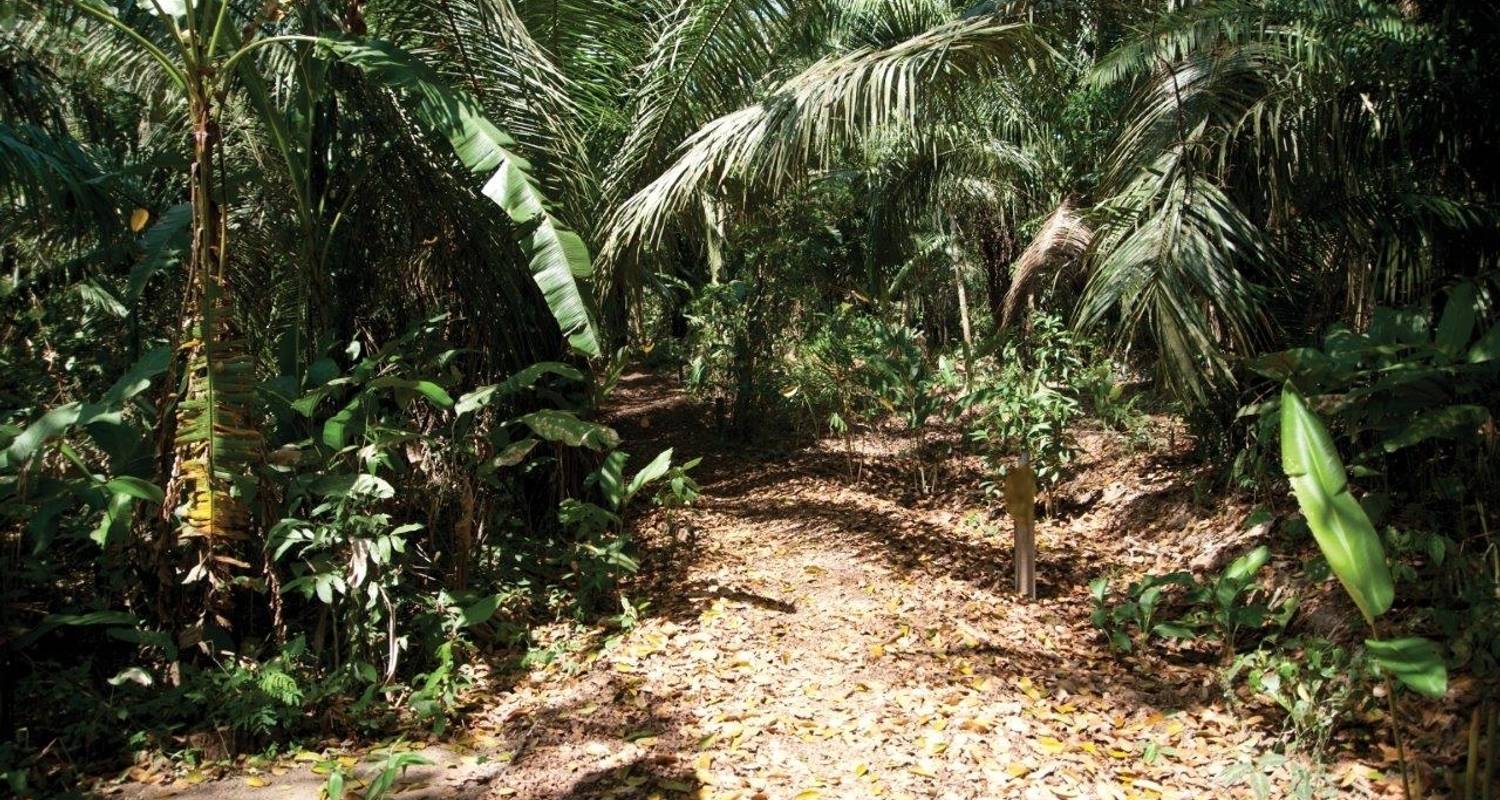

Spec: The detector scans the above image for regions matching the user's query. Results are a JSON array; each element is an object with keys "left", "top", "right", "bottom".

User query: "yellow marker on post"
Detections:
[{"left": 1004, "top": 453, "right": 1037, "bottom": 599}]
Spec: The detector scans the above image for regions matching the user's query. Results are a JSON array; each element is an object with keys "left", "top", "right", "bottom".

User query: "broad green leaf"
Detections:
[
  {"left": 1468, "top": 321, "right": 1500, "bottom": 363},
  {"left": 1151, "top": 622, "right": 1196, "bottom": 639},
  {"left": 626, "top": 448, "right": 674, "bottom": 500},
  {"left": 15, "top": 610, "right": 139, "bottom": 649},
  {"left": 519, "top": 409, "right": 619, "bottom": 451},
  {"left": 103, "top": 346, "right": 172, "bottom": 404},
  {"left": 311, "top": 473, "right": 395, "bottom": 499},
  {"left": 1380, "top": 405, "right": 1489, "bottom": 453},
  {"left": 1223, "top": 545, "right": 1270, "bottom": 586},
  {"left": 322, "top": 39, "right": 599, "bottom": 356},
  {"left": 322, "top": 398, "right": 362, "bottom": 449},
  {"left": 461, "top": 594, "right": 502, "bottom": 626},
  {"left": 1366, "top": 637, "right": 1447, "bottom": 698},
  {"left": 1280, "top": 385, "right": 1393, "bottom": 622},
  {"left": 105, "top": 476, "right": 164, "bottom": 504},
  {"left": 91, "top": 491, "right": 134, "bottom": 546},
  {"left": 368, "top": 377, "right": 454, "bottom": 409},
  {"left": 456, "top": 362, "right": 585, "bottom": 416},
  {"left": 1, "top": 403, "right": 84, "bottom": 471},
  {"left": 128, "top": 203, "right": 189, "bottom": 305},
  {"left": 490, "top": 438, "right": 539, "bottom": 468},
  {"left": 598, "top": 450, "right": 628, "bottom": 510},
  {"left": 1434, "top": 282, "right": 1477, "bottom": 357}
]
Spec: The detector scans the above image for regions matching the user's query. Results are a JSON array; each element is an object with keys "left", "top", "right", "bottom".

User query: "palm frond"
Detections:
[
  {"left": 1002, "top": 200, "right": 1091, "bottom": 329},
  {"left": 602, "top": 0, "right": 832, "bottom": 208},
  {"left": 1079, "top": 163, "right": 1273, "bottom": 403},
  {"left": 603, "top": 13, "right": 1046, "bottom": 258}
]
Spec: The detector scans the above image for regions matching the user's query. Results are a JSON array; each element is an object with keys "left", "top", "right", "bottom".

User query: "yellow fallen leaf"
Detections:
[
  {"left": 1018, "top": 676, "right": 1043, "bottom": 700},
  {"left": 908, "top": 763, "right": 938, "bottom": 779},
  {"left": 293, "top": 751, "right": 322, "bottom": 762},
  {"left": 1035, "top": 736, "right": 1067, "bottom": 755},
  {"left": 130, "top": 208, "right": 150, "bottom": 232},
  {"left": 1006, "top": 763, "right": 1032, "bottom": 778},
  {"left": 246, "top": 776, "right": 269, "bottom": 788},
  {"left": 853, "top": 762, "right": 869, "bottom": 777},
  {"left": 793, "top": 790, "right": 821, "bottom": 800}
]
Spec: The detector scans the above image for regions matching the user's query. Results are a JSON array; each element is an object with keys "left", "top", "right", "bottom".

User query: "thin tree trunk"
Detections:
[{"left": 952, "top": 257, "right": 974, "bottom": 390}]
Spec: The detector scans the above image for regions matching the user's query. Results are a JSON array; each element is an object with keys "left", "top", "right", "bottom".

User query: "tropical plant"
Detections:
[{"left": 1281, "top": 383, "right": 1449, "bottom": 794}]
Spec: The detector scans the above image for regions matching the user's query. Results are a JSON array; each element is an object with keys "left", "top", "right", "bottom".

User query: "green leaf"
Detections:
[
  {"left": 15, "top": 610, "right": 139, "bottom": 650},
  {"left": 1223, "top": 546, "right": 1270, "bottom": 585},
  {"left": 104, "top": 346, "right": 172, "bottom": 404},
  {"left": 1151, "top": 622, "right": 1197, "bottom": 639},
  {"left": 128, "top": 203, "right": 189, "bottom": 305},
  {"left": 598, "top": 450, "right": 628, "bottom": 510},
  {"left": 105, "top": 476, "right": 164, "bottom": 504},
  {"left": 1279, "top": 385, "right": 1393, "bottom": 623},
  {"left": 1366, "top": 637, "right": 1447, "bottom": 698},
  {"left": 323, "top": 38, "right": 599, "bottom": 356},
  {"left": 1, "top": 403, "right": 84, "bottom": 471},
  {"left": 456, "top": 362, "right": 585, "bottom": 416},
  {"left": 1468, "top": 321, "right": 1500, "bottom": 363},
  {"left": 1435, "top": 282, "right": 1477, "bottom": 357},
  {"left": 626, "top": 448, "right": 674, "bottom": 501},
  {"left": 368, "top": 377, "right": 454, "bottom": 409},
  {"left": 461, "top": 594, "right": 502, "bottom": 627},
  {"left": 1380, "top": 405, "right": 1490, "bottom": 453},
  {"left": 490, "top": 438, "right": 539, "bottom": 468},
  {"left": 311, "top": 473, "right": 395, "bottom": 499},
  {"left": 322, "top": 398, "right": 362, "bottom": 449},
  {"left": 519, "top": 409, "right": 619, "bottom": 451}
]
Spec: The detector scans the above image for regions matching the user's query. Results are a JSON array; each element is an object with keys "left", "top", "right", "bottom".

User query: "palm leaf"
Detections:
[{"left": 603, "top": 13, "right": 1045, "bottom": 258}]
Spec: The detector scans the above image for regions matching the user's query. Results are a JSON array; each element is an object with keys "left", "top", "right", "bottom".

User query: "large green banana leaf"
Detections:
[
  {"left": 323, "top": 39, "right": 600, "bottom": 357},
  {"left": 1279, "top": 384, "right": 1393, "bottom": 623}
]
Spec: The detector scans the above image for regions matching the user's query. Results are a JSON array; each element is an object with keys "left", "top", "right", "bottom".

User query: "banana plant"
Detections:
[{"left": 50, "top": 0, "right": 600, "bottom": 625}]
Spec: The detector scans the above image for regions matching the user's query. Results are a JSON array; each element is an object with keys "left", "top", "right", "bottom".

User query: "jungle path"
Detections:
[{"left": 125, "top": 372, "right": 1386, "bottom": 800}]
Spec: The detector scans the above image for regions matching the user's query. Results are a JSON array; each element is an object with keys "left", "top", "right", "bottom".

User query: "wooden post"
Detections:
[{"left": 1004, "top": 454, "right": 1038, "bottom": 600}]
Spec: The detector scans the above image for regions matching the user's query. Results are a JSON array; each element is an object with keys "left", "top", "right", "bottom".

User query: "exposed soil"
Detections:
[{"left": 114, "top": 372, "right": 1471, "bottom": 800}]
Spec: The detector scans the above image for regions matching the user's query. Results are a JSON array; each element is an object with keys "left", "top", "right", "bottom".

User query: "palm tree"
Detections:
[{"left": 599, "top": 0, "right": 1500, "bottom": 407}]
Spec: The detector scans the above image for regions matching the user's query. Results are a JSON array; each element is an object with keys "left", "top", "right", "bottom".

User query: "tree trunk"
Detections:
[{"left": 981, "top": 226, "right": 1014, "bottom": 328}]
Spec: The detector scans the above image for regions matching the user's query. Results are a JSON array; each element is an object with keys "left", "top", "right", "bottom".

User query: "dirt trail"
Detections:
[{"left": 123, "top": 372, "right": 1371, "bottom": 800}]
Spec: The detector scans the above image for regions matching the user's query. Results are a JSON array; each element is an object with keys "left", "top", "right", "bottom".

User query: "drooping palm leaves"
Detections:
[{"left": 603, "top": 13, "right": 1046, "bottom": 257}]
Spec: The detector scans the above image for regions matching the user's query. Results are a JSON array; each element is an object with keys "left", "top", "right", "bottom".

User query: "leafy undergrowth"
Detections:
[{"left": 111, "top": 373, "right": 1474, "bottom": 800}]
